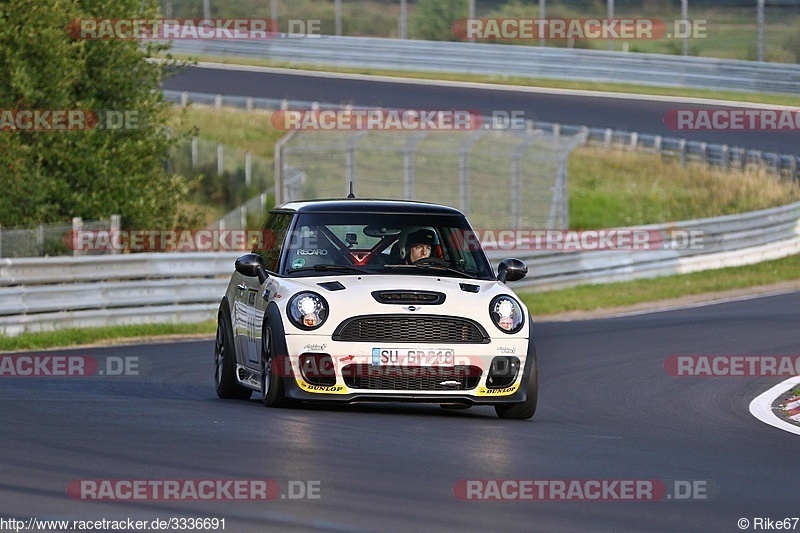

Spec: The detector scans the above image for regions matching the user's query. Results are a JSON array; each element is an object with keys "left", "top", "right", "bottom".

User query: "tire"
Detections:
[
  {"left": 260, "top": 323, "right": 290, "bottom": 408},
  {"left": 214, "top": 304, "right": 252, "bottom": 400},
  {"left": 494, "top": 348, "right": 538, "bottom": 420}
]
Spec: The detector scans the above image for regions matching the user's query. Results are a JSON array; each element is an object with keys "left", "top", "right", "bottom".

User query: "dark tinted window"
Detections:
[
  {"left": 253, "top": 212, "right": 292, "bottom": 273},
  {"left": 281, "top": 212, "right": 494, "bottom": 280}
]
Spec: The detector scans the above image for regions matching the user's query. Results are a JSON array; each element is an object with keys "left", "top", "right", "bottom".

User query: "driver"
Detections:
[{"left": 404, "top": 229, "right": 438, "bottom": 264}]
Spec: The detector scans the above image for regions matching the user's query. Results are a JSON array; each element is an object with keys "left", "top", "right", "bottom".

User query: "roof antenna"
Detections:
[{"left": 347, "top": 181, "right": 355, "bottom": 199}]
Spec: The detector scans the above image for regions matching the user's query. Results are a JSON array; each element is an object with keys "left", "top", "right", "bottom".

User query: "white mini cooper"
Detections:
[{"left": 214, "top": 199, "right": 537, "bottom": 419}]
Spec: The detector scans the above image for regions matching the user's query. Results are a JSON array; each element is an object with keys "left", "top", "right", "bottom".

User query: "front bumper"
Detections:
[{"left": 280, "top": 336, "right": 533, "bottom": 404}]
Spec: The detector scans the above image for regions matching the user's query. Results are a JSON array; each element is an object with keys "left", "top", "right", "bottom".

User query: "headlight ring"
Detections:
[
  {"left": 287, "top": 292, "right": 329, "bottom": 330},
  {"left": 489, "top": 295, "right": 524, "bottom": 334}
]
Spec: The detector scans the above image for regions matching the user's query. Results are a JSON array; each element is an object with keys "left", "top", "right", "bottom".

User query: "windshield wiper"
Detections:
[
  {"left": 383, "top": 264, "right": 476, "bottom": 279},
  {"left": 287, "top": 264, "right": 369, "bottom": 274}
]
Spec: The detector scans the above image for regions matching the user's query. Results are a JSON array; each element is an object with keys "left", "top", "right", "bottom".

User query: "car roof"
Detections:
[{"left": 273, "top": 199, "right": 465, "bottom": 216}]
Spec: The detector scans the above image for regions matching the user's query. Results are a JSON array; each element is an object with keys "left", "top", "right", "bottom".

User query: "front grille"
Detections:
[
  {"left": 332, "top": 315, "right": 489, "bottom": 343},
  {"left": 342, "top": 364, "right": 482, "bottom": 390}
]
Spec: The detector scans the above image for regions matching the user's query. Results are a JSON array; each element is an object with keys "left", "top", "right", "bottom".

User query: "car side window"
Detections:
[{"left": 253, "top": 212, "right": 292, "bottom": 273}]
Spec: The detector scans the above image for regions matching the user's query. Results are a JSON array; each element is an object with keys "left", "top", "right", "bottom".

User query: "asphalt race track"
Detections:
[
  {"left": 163, "top": 65, "right": 800, "bottom": 155},
  {"left": 2, "top": 292, "right": 798, "bottom": 532}
]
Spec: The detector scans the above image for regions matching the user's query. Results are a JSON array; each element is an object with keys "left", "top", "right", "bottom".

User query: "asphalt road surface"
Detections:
[
  {"left": 163, "top": 65, "right": 800, "bottom": 155},
  {"left": 1, "top": 292, "right": 798, "bottom": 532}
]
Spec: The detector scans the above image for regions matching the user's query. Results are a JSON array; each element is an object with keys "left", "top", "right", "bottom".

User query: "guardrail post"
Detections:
[
  {"left": 459, "top": 148, "right": 469, "bottom": 214},
  {"left": 214, "top": 94, "right": 222, "bottom": 110},
  {"left": 240, "top": 205, "right": 247, "bottom": 229},
  {"left": 38, "top": 223, "right": 44, "bottom": 256},
  {"left": 245, "top": 151, "right": 252, "bottom": 187},
  {"left": 630, "top": 132, "right": 638, "bottom": 151},
  {"left": 604, "top": 128, "right": 612, "bottom": 150},
  {"left": 458, "top": 130, "right": 484, "bottom": 216},
  {"left": 217, "top": 143, "right": 224, "bottom": 176},
  {"left": 607, "top": 0, "right": 615, "bottom": 51},
  {"left": 654, "top": 135, "right": 662, "bottom": 153},
  {"left": 579, "top": 126, "right": 589, "bottom": 145},
  {"left": 281, "top": 99, "right": 289, "bottom": 111},
  {"left": 180, "top": 91, "right": 188, "bottom": 108},
  {"left": 260, "top": 193, "right": 268, "bottom": 215},
  {"left": 721, "top": 145, "right": 730, "bottom": 168},
  {"left": 553, "top": 123, "right": 561, "bottom": 138},
  {"left": 274, "top": 130, "right": 297, "bottom": 205},
  {"left": 72, "top": 218, "right": 83, "bottom": 257},
  {"left": 399, "top": 0, "right": 407, "bottom": 39},
  {"left": 752, "top": 150, "right": 762, "bottom": 172},
  {"left": 110, "top": 215, "right": 121, "bottom": 255},
  {"left": 511, "top": 155, "right": 521, "bottom": 230},
  {"left": 791, "top": 157, "right": 799, "bottom": 182},
  {"left": 511, "top": 132, "right": 539, "bottom": 230},
  {"left": 347, "top": 139, "right": 357, "bottom": 194},
  {"left": 246, "top": 97, "right": 254, "bottom": 112},
  {"left": 700, "top": 142, "right": 708, "bottom": 164},
  {"left": 397, "top": 130, "right": 426, "bottom": 201},
  {"left": 191, "top": 136, "right": 198, "bottom": 169},
  {"left": 679, "top": 139, "right": 687, "bottom": 166},
  {"left": 731, "top": 147, "right": 740, "bottom": 169}
]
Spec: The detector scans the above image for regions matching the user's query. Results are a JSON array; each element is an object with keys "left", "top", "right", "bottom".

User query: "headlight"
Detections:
[
  {"left": 287, "top": 292, "right": 329, "bottom": 330},
  {"left": 489, "top": 295, "right": 524, "bottom": 334}
]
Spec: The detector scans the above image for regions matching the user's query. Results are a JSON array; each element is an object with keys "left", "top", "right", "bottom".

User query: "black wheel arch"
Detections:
[{"left": 261, "top": 301, "right": 291, "bottom": 376}]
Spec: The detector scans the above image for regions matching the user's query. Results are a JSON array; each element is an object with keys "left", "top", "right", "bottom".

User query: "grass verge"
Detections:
[
  {"left": 0, "top": 322, "right": 216, "bottom": 353},
  {"left": 568, "top": 148, "right": 800, "bottom": 229}
]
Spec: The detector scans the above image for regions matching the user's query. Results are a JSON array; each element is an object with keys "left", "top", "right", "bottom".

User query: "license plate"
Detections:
[{"left": 371, "top": 348, "right": 455, "bottom": 367}]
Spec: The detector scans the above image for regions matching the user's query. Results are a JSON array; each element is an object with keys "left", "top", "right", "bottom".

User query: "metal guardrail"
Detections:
[
  {"left": 0, "top": 252, "right": 238, "bottom": 336},
  {"left": 168, "top": 36, "right": 800, "bottom": 95},
  {"left": 163, "top": 90, "right": 800, "bottom": 180},
  {"left": 1, "top": 201, "right": 799, "bottom": 335},
  {"left": 487, "top": 200, "right": 800, "bottom": 289}
]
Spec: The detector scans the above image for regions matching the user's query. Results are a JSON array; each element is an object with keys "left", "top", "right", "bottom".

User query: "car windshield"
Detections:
[{"left": 281, "top": 212, "right": 495, "bottom": 280}]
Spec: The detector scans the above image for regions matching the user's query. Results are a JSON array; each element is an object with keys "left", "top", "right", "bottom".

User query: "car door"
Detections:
[{"left": 238, "top": 211, "right": 292, "bottom": 370}]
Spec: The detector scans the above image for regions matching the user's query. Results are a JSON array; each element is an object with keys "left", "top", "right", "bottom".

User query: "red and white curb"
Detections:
[
  {"left": 749, "top": 375, "right": 800, "bottom": 436},
  {"left": 782, "top": 397, "right": 800, "bottom": 421}
]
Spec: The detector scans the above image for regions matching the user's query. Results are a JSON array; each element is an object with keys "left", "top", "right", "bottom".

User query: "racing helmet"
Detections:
[{"left": 402, "top": 228, "right": 438, "bottom": 259}]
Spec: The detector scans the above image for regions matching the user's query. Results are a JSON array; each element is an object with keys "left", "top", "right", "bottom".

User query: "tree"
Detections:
[{"left": 0, "top": 0, "right": 191, "bottom": 228}]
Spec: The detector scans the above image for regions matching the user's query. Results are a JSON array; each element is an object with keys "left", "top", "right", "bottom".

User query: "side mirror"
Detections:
[
  {"left": 497, "top": 258, "right": 527, "bottom": 283},
  {"left": 235, "top": 253, "right": 269, "bottom": 284}
]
